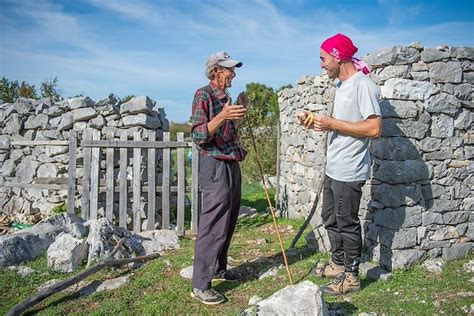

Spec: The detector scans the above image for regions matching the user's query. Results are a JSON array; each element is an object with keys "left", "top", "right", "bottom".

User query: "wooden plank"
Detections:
[
  {"left": 67, "top": 133, "right": 77, "bottom": 214},
  {"left": 176, "top": 132, "right": 185, "bottom": 235},
  {"left": 99, "top": 185, "right": 193, "bottom": 193},
  {"left": 191, "top": 143, "right": 200, "bottom": 233},
  {"left": 11, "top": 140, "right": 69, "bottom": 146},
  {"left": 81, "top": 129, "right": 92, "bottom": 220},
  {"left": 5, "top": 183, "right": 194, "bottom": 192},
  {"left": 89, "top": 129, "right": 101, "bottom": 220},
  {"left": 133, "top": 131, "right": 141, "bottom": 232},
  {"left": 34, "top": 178, "right": 68, "bottom": 184},
  {"left": 162, "top": 132, "right": 170, "bottom": 230},
  {"left": 5, "top": 183, "right": 70, "bottom": 190},
  {"left": 147, "top": 131, "right": 156, "bottom": 231},
  {"left": 119, "top": 131, "right": 128, "bottom": 228},
  {"left": 82, "top": 140, "right": 191, "bottom": 148},
  {"left": 105, "top": 132, "right": 115, "bottom": 222}
]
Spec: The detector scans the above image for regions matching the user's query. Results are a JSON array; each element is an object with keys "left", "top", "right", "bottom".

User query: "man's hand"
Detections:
[
  {"left": 298, "top": 111, "right": 315, "bottom": 129},
  {"left": 219, "top": 99, "right": 246, "bottom": 121},
  {"left": 313, "top": 115, "right": 334, "bottom": 131}
]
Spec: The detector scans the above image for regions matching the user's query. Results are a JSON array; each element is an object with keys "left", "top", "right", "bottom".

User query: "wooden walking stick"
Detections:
[{"left": 237, "top": 92, "right": 293, "bottom": 285}]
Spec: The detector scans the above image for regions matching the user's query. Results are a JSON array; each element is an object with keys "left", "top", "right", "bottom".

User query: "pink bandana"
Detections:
[{"left": 321, "top": 33, "right": 371, "bottom": 74}]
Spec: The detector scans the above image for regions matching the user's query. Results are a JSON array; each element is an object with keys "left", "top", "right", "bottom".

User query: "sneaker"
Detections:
[
  {"left": 212, "top": 270, "right": 242, "bottom": 282},
  {"left": 320, "top": 272, "right": 360, "bottom": 295},
  {"left": 191, "top": 288, "right": 226, "bottom": 305},
  {"left": 312, "top": 261, "right": 345, "bottom": 278}
]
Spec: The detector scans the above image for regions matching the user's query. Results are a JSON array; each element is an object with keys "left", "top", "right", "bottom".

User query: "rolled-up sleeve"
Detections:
[{"left": 191, "top": 90, "right": 219, "bottom": 145}]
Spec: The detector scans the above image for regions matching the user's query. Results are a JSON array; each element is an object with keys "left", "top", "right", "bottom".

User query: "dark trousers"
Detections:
[
  {"left": 321, "top": 175, "right": 365, "bottom": 274},
  {"left": 192, "top": 155, "right": 241, "bottom": 290}
]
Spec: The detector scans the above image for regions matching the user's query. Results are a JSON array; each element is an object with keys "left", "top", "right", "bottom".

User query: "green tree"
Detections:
[
  {"left": 19, "top": 81, "right": 38, "bottom": 99},
  {"left": 0, "top": 77, "right": 19, "bottom": 103},
  {"left": 238, "top": 82, "right": 289, "bottom": 183},
  {"left": 169, "top": 122, "right": 191, "bottom": 140},
  {"left": 40, "top": 76, "right": 61, "bottom": 101}
]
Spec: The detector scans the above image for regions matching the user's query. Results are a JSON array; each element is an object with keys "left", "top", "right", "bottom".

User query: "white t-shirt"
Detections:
[{"left": 325, "top": 72, "right": 381, "bottom": 182}]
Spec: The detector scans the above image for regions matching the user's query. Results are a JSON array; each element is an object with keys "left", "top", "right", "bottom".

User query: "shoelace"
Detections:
[
  {"left": 207, "top": 288, "right": 220, "bottom": 296},
  {"left": 331, "top": 272, "right": 347, "bottom": 287}
]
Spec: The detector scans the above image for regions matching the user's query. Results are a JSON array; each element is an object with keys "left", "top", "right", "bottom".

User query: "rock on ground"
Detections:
[
  {"left": 47, "top": 233, "right": 88, "bottom": 272},
  {"left": 359, "top": 262, "right": 392, "bottom": 281},
  {"left": 463, "top": 259, "right": 474, "bottom": 273},
  {"left": 248, "top": 295, "right": 263, "bottom": 306},
  {"left": 7, "top": 265, "right": 36, "bottom": 277},
  {"left": 136, "top": 229, "right": 180, "bottom": 254},
  {"left": 244, "top": 280, "right": 328, "bottom": 316},
  {"left": 0, "top": 213, "right": 87, "bottom": 267},
  {"left": 258, "top": 264, "right": 283, "bottom": 280},
  {"left": 179, "top": 263, "right": 234, "bottom": 280},
  {"left": 422, "top": 258, "right": 445, "bottom": 276}
]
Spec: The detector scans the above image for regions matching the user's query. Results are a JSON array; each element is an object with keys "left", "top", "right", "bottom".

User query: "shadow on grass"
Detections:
[
  {"left": 214, "top": 245, "right": 316, "bottom": 293},
  {"left": 24, "top": 268, "right": 133, "bottom": 315}
]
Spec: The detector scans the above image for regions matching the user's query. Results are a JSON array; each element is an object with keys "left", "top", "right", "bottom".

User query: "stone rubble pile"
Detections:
[
  {"left": 278, "top": 43, "right": 473, "bottom": 270},
  {"left": 0, "top": 94, "right": 172, "bottom": 230},
  {"left": 0, "top": 213, "right": 180, "bottom": 272}
]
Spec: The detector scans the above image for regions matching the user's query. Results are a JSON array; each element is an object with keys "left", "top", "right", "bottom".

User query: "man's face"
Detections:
[
  {"left": 320, "top": 49, "right": 340, "bottom": 79},
  {"left": 217, "top": 67, "right": 236, "bottom": 88}
]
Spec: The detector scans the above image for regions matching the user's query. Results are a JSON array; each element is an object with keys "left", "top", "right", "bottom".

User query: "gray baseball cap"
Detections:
[{"left": 206, "top": 51, "right": 242, "bottom": 68}]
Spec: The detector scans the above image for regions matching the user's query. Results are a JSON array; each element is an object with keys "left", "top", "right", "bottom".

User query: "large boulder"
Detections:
[
  {"left": 136, "top": 229, "right": 180, "bottom": 254},
  {"left": 0, "top": 213, "right": 87, "bottom": 267},
  {"left": 121, "top": 113, "right": 161, "bottom": 129},
  {"left": 120, "top": 96, "right": 154, "bottom": 115},
  {"left": 244, "top": 281, "right": 328, "bottom": 316},
  {"left": 47, "top": 233, "right": 88, "bottom": 272},
  {"left": 68, "top": 96, "right": 95, "bottom": 110}
]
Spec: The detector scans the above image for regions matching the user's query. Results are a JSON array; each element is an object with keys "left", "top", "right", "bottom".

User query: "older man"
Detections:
[
  {"left": 300, "top": 34, "right": 381, "bottom": 295},
  {"left": 190, "top": 51, "right": 247, "bottom": 305}
]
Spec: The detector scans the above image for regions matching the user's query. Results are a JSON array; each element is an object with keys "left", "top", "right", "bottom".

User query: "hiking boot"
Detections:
[
  {"left": 212, "top": 270, "right": 242, "bottom": 282},
  {"left": 191, "top": 288, "right": 226, "bottom": 305},
  {"left": 320, "top": 272, "right": 360, "bottom": 295},
  {"left": 312, "top": 261, "right": 345, "bottom": 278}
]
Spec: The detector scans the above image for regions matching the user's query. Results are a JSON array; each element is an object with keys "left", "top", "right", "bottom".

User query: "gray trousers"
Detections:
[
  {"left": 321, "top": 175, "right": 365, "bottom": 274},
  {"left": 192, "top": 155, "right": 241, "bottom": 290}
]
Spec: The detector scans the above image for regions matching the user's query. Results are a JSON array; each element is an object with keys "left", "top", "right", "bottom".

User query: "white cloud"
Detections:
[{"left": 1, "top": 0, "right": 473, "bottom": 122}]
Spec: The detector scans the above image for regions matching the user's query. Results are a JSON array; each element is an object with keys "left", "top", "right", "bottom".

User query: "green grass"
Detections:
[
  {"left": 241, "top": 181, "right": 276, "bottom": 212},
  {"left": 1, "top": 183, "right": 473, "bottom": 315}
]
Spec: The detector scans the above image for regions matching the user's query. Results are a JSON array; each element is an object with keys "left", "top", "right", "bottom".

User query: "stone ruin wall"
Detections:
[
  {"left": 0, "top": 94, "right": 172, "bottom": 230},
  {"left": 278, "top": 43, "right": 473, "bottom": 270}
]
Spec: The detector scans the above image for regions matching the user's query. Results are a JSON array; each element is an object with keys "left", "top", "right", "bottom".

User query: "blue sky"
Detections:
[{"left": 1, "top": 0, "right": 473, "bottom": 122}]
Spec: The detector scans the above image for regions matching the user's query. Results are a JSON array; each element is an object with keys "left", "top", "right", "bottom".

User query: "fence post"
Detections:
[
  {"left": 119, "top": 131, "right": 128, "bottom": 228},
  {"left": 81, "top": 129, "right": 92, "bottom": 219},
  {"left": 176, "top": 132, "right": 185, "bottom": 235},
  {"left": 67, "top": 132, "right": 77, "bottom": 214},
  {"left": 147, "top": 131, "right": 156, "bottom": 230},
  {"left": 105, "top": 131, "right": 115, "bottom": 222},
  {"left": 133, "top": 131, "right": 142, "bottom": 232},
  {"left": 89, "top": 129, "right": 101, "bottom": 220},
  {"left": 162, "top": 132, "right": 171, "bottom": 230}
]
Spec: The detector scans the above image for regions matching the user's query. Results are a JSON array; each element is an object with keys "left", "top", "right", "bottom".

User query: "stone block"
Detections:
[
  {"left": 381, "top": 78, "right": 438, "bottom": 100},
  {"left": 428, "top": 61, "right": 463, "bottom": 83}
]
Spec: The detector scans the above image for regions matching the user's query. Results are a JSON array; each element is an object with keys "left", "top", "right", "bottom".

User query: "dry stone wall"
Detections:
[
  {"left": 278, "top": 43, "right": 473, "bottom": 270},
  {"left": 0, "top": 94, "right": 171, "bottom": 230}
]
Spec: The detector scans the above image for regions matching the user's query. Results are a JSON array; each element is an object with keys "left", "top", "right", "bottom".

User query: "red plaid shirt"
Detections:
[{"left": 191, "top": 81, "right": 247, "bottom": 161}]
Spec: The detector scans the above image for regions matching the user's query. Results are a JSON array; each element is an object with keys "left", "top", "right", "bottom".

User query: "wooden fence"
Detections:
[{"left": 6, "top": 129, "right": 201, "bottom": 235}]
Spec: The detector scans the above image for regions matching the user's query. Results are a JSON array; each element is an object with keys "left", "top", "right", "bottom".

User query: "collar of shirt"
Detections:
[{"left": 209, "top": 81, "right": 230, "bottom": 102}]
